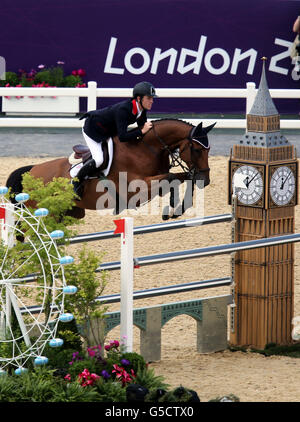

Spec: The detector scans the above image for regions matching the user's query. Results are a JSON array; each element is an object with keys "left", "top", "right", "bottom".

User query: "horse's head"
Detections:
[{"left": 178, "top": 122, "right": 215, "bottom": 187}]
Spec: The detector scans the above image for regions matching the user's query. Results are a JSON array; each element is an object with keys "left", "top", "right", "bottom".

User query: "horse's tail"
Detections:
[{"left": 6, "top": 165, "right": 34, "bottom": 203}]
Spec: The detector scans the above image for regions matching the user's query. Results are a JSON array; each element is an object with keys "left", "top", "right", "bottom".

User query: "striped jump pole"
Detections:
[
  {"left": 0, "top": 200, "right": 15, "bottom": 341},
  {"left": 113, "top": 217, "right": 134, "bottom": 352}
]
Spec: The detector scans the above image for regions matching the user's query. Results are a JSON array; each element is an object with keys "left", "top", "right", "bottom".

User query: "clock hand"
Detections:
[
  {"left": 245, "top": 172, "right": 259, "bottom": 188},
  {"left": 280, "top": 171, "right": 292, "bottom": 190}
]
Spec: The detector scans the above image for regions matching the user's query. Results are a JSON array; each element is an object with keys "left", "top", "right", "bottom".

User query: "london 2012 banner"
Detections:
[{"left": 0, "top": 0, "right": 298, "bottom": 113}]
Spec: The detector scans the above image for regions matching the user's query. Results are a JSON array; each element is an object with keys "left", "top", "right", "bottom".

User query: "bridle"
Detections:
[{"left": 148, "top": 123, "right": 210, "bottom": 178}]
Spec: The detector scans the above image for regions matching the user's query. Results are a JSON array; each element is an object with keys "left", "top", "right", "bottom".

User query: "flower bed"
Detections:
[
  {"left": 0, "top": 61, "right": 86, "bottom": 116},
  {"left": 0, "top": 338, "right": 207, "bottom": 402}
]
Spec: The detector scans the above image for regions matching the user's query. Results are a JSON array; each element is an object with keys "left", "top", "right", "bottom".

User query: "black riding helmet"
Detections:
[{"left": 133, "top": 81, "right": 158, "bottom": 98}]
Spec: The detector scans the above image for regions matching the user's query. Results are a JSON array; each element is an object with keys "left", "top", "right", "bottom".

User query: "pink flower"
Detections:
[
  {"left": 87, "top": 348, "right": 96, "bottom": 357},
  {"left": 38, "top": 64, "right": 45, "bottom": 69},
  {"left": 87, "top": 345, "right": 102, "bottom": 357},
  {"left": 64, "top": 373, "right": 71, "bottom": 381},
  {"left": 57, "top": 61, "right": 65, "bottom": 65},
  {"left": 71, "top": 69, "right": 78, "bottom": 76}
]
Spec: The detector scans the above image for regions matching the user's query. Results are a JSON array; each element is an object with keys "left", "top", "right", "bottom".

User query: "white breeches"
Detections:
[
  {"left": 70, "top": 129, "right": 114, "bottom": 178},
  {"left": 82, "top": 128, "right": 104, "bottom": 168}
]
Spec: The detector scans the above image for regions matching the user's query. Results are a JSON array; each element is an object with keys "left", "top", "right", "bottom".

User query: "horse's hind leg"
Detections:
[
  {"left": 66, "top": 206, "right": 85, "bottom": 220},
  {"left": 6, "top": 165, "right": 34, "bottom": 202}
]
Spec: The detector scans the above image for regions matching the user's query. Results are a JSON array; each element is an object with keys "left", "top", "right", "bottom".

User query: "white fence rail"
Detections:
[{"left": 0, "top": 81, "right": 299, "bottom": 129}]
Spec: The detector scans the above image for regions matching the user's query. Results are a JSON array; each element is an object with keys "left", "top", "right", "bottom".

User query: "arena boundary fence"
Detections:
[
  {"left": 1, "top": 81, "right": 300, "bottom": 129},
  {"left": 97, "top": 217, "right": 300, "bottom": 354},
  {"left": 15, "top": 211, "right": 235, "bottom": 356},
  {"left": 14, "top": 209, "right": 300, "bottom": 357}
]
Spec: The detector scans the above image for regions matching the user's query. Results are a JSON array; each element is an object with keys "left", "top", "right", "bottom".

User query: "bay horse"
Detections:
[{"left": 6, "top": 119, "right": 214, "bottom": 220}]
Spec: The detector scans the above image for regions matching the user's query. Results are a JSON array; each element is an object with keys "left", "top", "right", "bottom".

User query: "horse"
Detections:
[{"left": 6, "top": 119, "right": 215, "bottom": 220}]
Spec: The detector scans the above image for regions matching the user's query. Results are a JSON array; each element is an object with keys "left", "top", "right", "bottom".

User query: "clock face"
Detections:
[
  {"left": 269, "top": 165, "right": 296, "bottom": 206},
  {"left": 232, "top": 165, "right": 264, "bottom": 205}
]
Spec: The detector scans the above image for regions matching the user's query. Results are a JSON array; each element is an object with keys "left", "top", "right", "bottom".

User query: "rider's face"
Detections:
[{"left": 139, "top": 95, "right": 154, "bottom": 110}]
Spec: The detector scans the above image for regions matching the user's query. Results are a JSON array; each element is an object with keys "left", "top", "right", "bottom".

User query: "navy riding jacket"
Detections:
[{"left": 80, "top": 99, "right": 147, "bottom": 143}]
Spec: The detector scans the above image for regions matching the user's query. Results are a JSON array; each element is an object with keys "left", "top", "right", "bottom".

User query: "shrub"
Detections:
[
  {"left": 94, "top": 378, "right": 126, "bottom": 402},
  {"left": 120, "top": 352, "right": 146, "bottom": 373}
]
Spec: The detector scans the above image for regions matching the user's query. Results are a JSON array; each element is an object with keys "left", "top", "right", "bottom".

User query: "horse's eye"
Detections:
[{"left": 193, "top": 148, "right": 201, "bottom": 155}]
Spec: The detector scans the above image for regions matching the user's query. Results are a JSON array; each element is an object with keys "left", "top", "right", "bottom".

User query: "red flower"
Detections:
[
  {"left": 112, "top": 364, "right": 136, "bottom": 386},
  {"left": 77, "top": 368, "right": 100, "bottom": 387},
  {"left": 77, "top": 68, "right": 86, "bottom": 77}
]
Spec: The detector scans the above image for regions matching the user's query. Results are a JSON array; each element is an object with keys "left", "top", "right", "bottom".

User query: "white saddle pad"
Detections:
[{"left": 69, "top": 138, "right": 114, "bottom": 178}]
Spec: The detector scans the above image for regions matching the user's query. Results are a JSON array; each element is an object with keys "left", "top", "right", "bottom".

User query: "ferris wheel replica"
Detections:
[{"left": 0, "top": 187, "right": 76, "bottom": 374}]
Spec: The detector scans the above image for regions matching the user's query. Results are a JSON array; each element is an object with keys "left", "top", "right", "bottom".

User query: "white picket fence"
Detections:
[{"left": 0, "top": 80, "right": 300, "bottom": 129}]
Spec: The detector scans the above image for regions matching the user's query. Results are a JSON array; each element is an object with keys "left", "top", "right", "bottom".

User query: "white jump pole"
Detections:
[{"left": 114, "top": 217, "right": 134, "bottom": 352}]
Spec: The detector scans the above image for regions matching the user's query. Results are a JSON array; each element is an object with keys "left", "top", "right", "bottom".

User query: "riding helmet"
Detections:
[{"left": 133, "top": 81, "right": 157, "bottom": 98}]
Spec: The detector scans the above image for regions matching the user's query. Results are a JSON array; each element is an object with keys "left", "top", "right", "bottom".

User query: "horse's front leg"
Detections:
[
  {"left": 143, "top": 172, "right": 188, "bottom": 220},
  {"left": 166, "top": 173, "right": 196, "bottom": 220}
]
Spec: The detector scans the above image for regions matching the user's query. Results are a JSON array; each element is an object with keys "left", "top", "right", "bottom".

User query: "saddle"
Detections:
[{"left": 72, "top": 141, "right": 110, "bottom": 176}]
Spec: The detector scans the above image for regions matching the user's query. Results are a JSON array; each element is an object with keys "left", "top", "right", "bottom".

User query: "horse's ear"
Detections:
[
  {"left": 191, "top": 122, "right": 203, "bottom": 137},
  {"left": 203, "top": 122, "right": 216, "bottom": 134}
]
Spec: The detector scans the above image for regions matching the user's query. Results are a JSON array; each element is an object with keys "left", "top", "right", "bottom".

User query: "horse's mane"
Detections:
[{"left": 150, "top": 118, "right": 194, "bottom": 128}]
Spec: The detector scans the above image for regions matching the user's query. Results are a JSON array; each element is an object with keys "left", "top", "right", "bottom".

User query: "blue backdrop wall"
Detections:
[{"left": 0, "top": 0, "right": 298, "bottom": 114}]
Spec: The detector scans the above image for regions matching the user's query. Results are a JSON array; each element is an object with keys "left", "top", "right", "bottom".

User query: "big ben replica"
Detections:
[{"left": 228, "top": 58, "right": 298, "bottom": 349}]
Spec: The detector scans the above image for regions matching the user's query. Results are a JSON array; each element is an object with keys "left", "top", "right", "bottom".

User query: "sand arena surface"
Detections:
[{"left": 1, "top": 155, "right": 300, "bottom": 402}]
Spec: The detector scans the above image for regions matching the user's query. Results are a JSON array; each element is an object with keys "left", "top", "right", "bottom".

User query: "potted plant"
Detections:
[{"left": 0, "top": 61, "right": 86, "bottom": 116}]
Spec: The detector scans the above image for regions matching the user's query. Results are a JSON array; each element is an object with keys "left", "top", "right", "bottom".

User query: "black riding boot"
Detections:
[{"left": 72, "top": 158, "right": 97, "bottom": 198}]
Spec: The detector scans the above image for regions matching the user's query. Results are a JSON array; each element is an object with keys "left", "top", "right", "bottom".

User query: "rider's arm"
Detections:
[{"left": 115, "top": 107, "right": 144, "bottom": 142}]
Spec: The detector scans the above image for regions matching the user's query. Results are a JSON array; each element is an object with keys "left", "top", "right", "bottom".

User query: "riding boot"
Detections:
[{"left": 72, "top": 158, "right": 97, "bottom": 198}]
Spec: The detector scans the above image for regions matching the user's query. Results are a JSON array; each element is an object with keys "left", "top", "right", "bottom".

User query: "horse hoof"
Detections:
[
  {"left": 171, "top": 207, "right": 183, "bottom": 218},
  {"left": 162, "top": 205, "right": 171, "bottom": 220}
]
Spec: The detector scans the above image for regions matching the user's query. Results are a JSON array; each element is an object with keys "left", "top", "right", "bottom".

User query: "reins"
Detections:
[{"left": 147, "top": 123, "right": 210, "bottom": 177}]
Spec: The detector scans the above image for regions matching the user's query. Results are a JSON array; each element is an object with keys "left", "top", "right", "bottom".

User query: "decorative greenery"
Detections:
[
  {"left": 0, "top": 367, "right": 100, "bottom": 402},
  {"left": 63, "top": 245, "right": 109, "bottom": 347},
  {"left": 0, "top": 61, "right": 86, "bottom": 88},
  {"left": 229, "top": 342, "right": 300, "bottom": 358},
  {"left": 252, "top": 342, "right": 300, "bottom": 358},
  {"left": 61, "top": 340, "right": 142, "bottom": 385},
  {"left": 5, "top": 174, "right": 82, "bottom": 323},
  {"left": 1, "top": 173, "right": 109, "bottom": 374},
  {"left": 145, "top": 385, "right": 200, "bottom": 402},
  {"left": 21, "top": 172, "right": 81, "bottom": 235}
]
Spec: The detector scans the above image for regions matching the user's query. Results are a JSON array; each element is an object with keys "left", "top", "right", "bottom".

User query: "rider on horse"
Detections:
[{"left": 72, "top": 81, "right": 157, "bottom": 197}]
